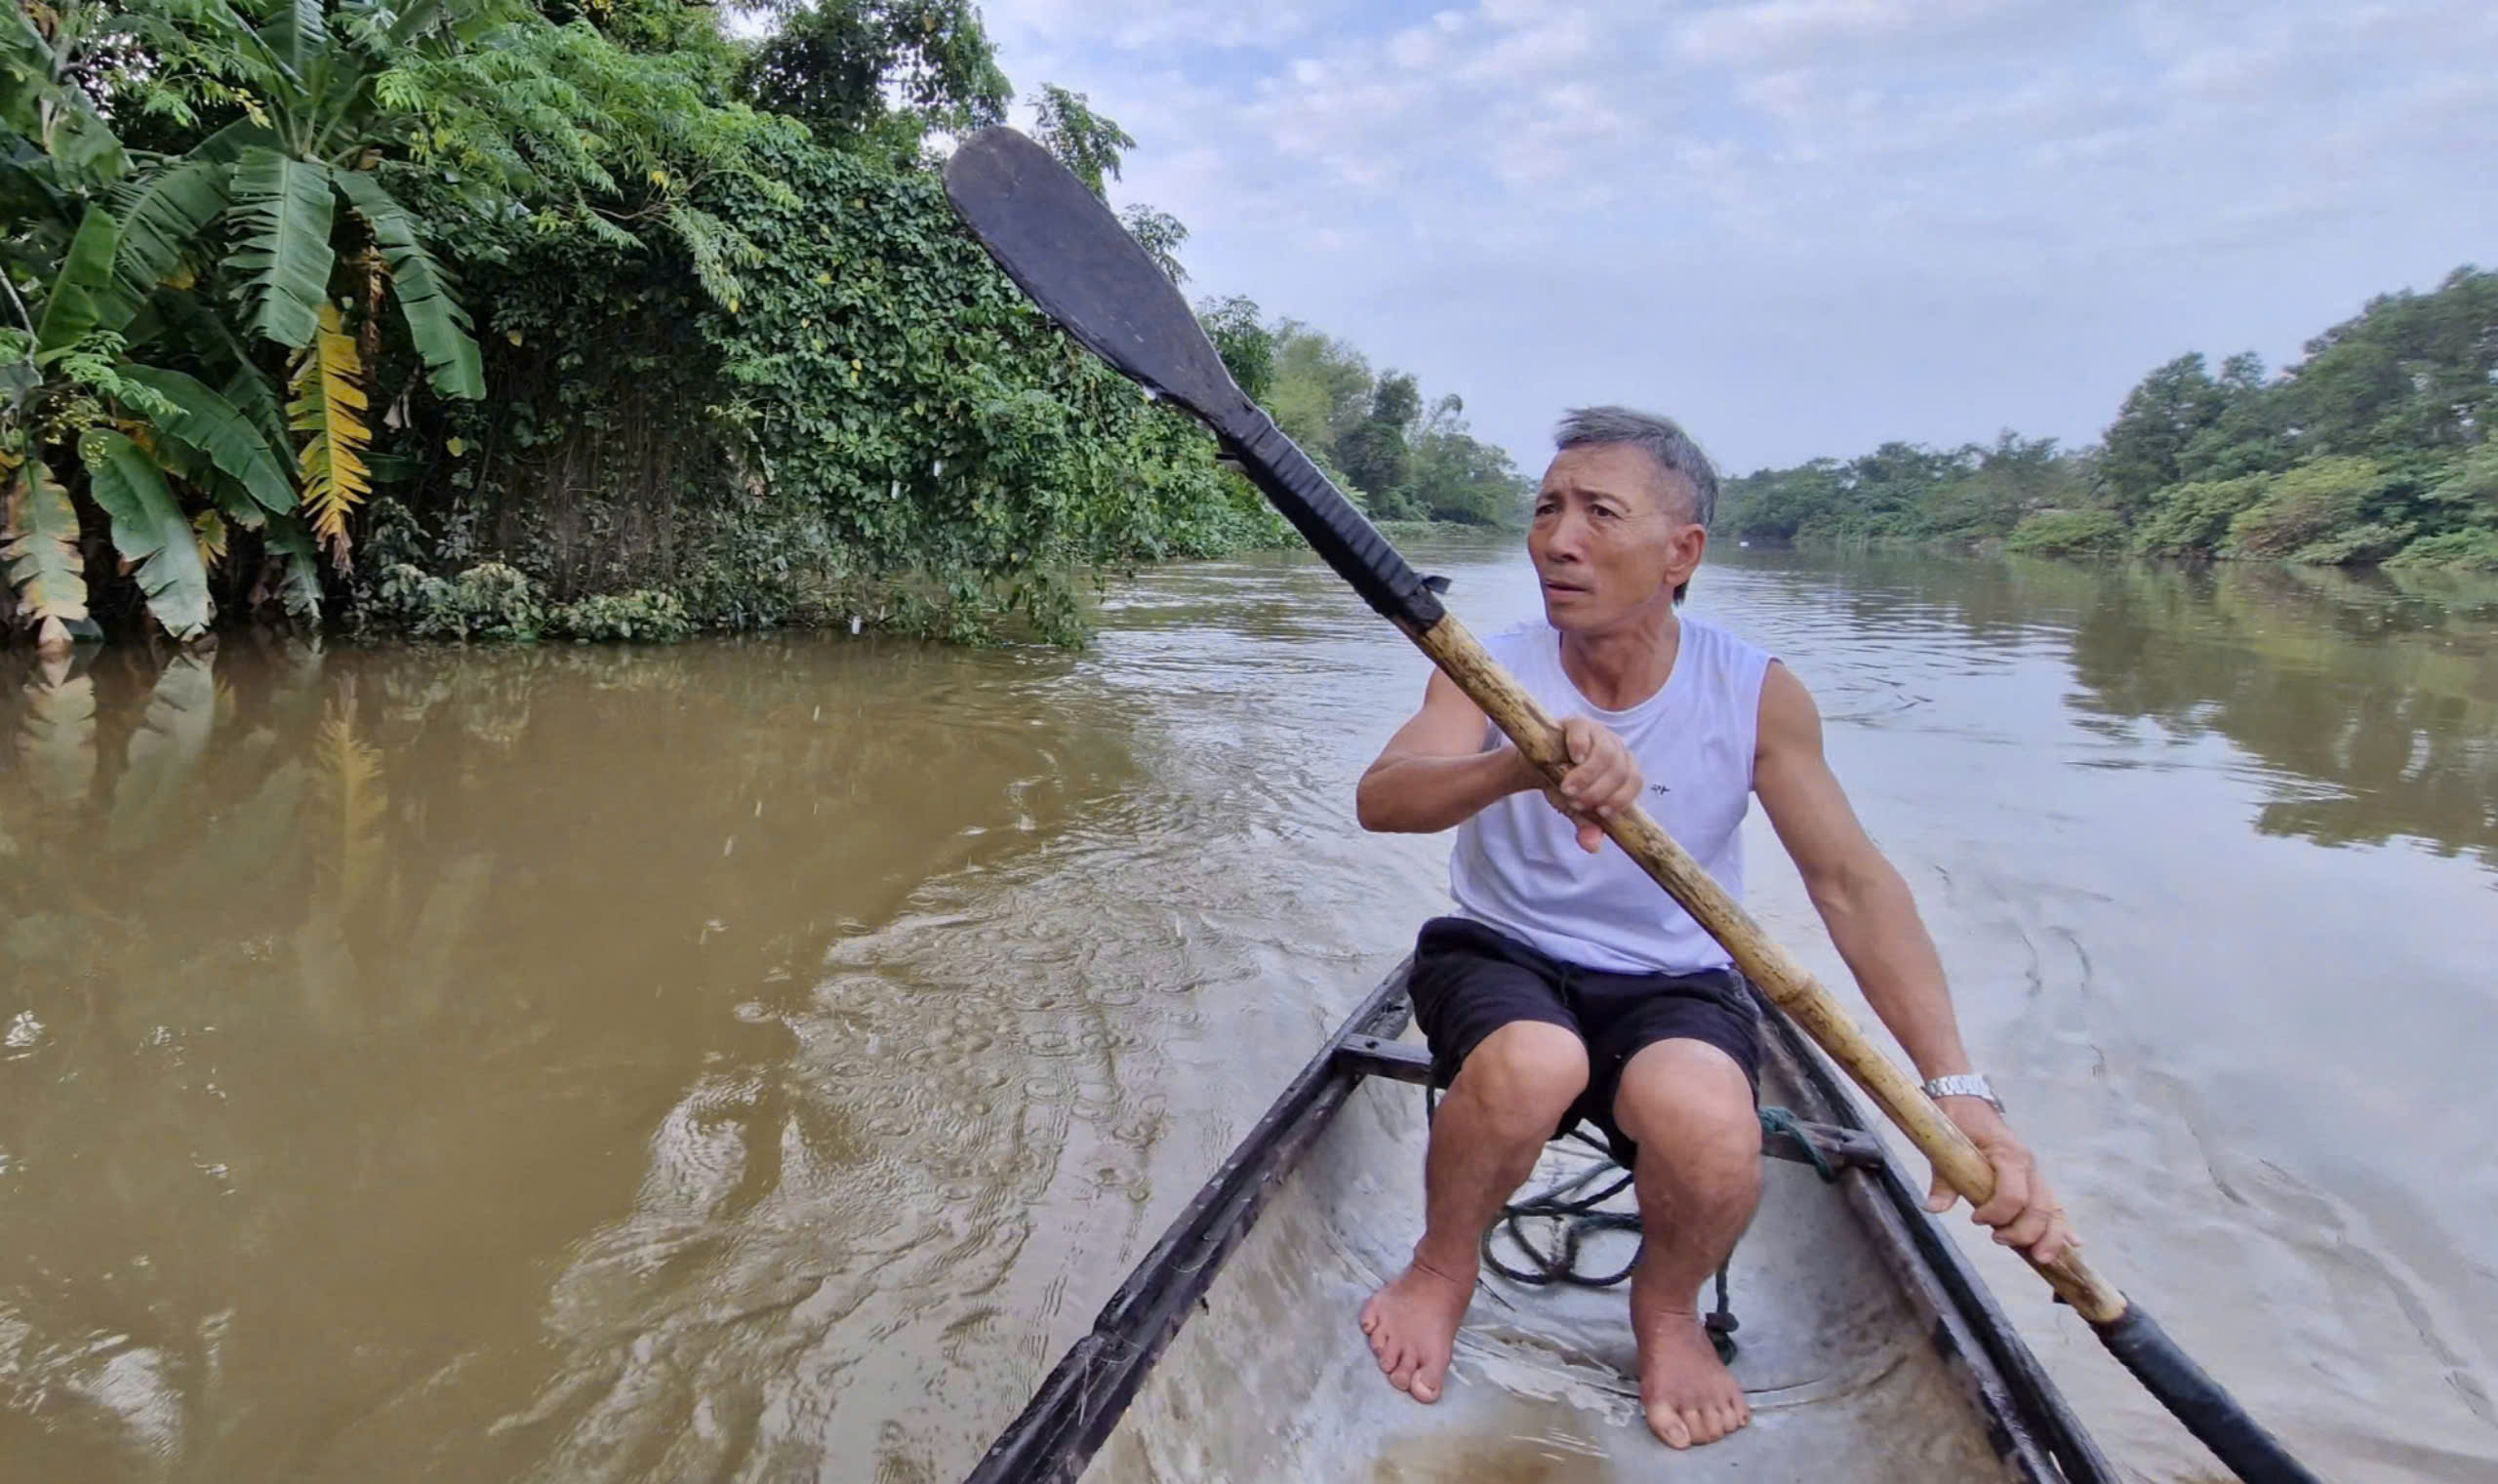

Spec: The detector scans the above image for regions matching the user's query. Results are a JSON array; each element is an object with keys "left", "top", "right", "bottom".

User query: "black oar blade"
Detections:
[
  {"left": 942, "top": 126, "right": 1447, "bottom": 629},
  {"left": 942, "top": 127, "right": 1251, "bottom": 430}
]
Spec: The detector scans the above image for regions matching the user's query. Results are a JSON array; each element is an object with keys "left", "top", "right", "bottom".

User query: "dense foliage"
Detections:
[
  {"left": 4, "top": 0, "right": 1529, "bottom": 654},
  {"left": 1722, "top": 266, "right": 2498, "bottom": 572},
  {"left": 395, "top": 133, "right": 1280, "bottom": 645},
  {"left": 2, "top": 0, "right": 797, "bottom": 651}
]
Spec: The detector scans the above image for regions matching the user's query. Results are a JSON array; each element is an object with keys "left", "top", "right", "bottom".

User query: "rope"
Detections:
[
  {"left": 1757, "top": 1104, "right": 1840, "bottom": 1183},
  {"left": 1425, "top": 1086, "right": 1837, "bottom": 1366}
]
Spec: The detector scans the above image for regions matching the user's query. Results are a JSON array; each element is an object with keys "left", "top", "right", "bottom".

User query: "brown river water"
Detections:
[{"left": 3, "top": 538, "right": 2494, "bottom": 1483}]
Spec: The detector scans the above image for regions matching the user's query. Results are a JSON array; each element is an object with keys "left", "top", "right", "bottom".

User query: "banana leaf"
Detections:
[
  {"left": 123, "top": 365, "right": 298, "bottom": 517},
  {"left": 230, "top": 147, "right": 335, "bottom": 350},
  {"left": 82, "top": 430, "right": 213, "bottom": 638},
  {"left": 35, "top": 207, "right": 128, "bottom": 355},
  {"left": 333, "top": 167, "right": 483, "bottom": 399},
  {"left": 4, "top": 458, "right": 90, "bottom": 653},
  {"left": 288, "top": 304, "right": 370, "bottom": 558},
  {"left": 262, "top": 511, "right": 325, "bottom": 622},
  {"left": 109, "top": 155, "right": 232, "bottom": 307}
]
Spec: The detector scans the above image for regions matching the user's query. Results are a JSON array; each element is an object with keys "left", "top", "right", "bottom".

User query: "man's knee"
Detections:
[
  {"left": 1449, "top": 1020, "right": 1590, "bottom": 1143},
  {"left": 1614, "top": 1039, "right": 1762, "bottom": 1178}
]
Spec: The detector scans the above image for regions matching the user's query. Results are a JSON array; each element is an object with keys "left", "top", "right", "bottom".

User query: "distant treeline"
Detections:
[
  {"left": 1204, "top": 303, "right": 1533, "bottom": 529},
  {"left": 1721, "top": 265, "right": 2498, "bottom": 571}
]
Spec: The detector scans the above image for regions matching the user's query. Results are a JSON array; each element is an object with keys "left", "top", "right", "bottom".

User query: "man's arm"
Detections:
[
  {"left": 1751, "top": 661, "right": 2074, "bottom": 1263},
  {"left": 1356, "top": 668, "right": 1538, "bottom": 833},
  {"left": 1356, "top": 669, "right": 1644, "bottom": 852}
]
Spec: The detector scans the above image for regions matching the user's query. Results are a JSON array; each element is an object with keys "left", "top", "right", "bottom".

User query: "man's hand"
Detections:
[
  {"left": 1922, "top": 1098, "right": 2075, "bottom": 1266},
  {"left": 1541, "top": 716, "right": 1642, "bottom": 853}
]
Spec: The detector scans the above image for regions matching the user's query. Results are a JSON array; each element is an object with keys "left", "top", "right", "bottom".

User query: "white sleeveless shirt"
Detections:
[{"left": 1448, "top": 615, "right": 1776, "bottom": 975}]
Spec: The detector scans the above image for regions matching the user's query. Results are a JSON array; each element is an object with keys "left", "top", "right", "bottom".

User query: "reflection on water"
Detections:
[
  {"left": 1717, "top": 551, "right": 2498, "bottom": 869},
  {"left": 2064, "top": 561, "right": 2498, "bottom": 866},
  {"left": 1, "top": 543, "right": 2492, "bottom": 1482}
]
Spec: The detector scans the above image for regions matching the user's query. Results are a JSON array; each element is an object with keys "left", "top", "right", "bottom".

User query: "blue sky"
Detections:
[{"left": 970, "top": 0, "right": 2498, "bottom": 477}]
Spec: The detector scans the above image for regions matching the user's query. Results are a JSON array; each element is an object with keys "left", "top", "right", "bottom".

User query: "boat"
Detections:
[{"left": 963, "top": 961, "right": 2118, "bottom": 1483}]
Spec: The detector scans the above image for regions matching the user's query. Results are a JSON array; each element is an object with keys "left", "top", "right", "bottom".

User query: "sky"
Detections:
[{"left": 966, "top": 0, "right": 2498, "bottom": 477}]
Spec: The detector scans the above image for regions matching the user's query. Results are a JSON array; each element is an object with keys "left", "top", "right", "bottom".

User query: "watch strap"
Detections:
[{"left": 1922, "top": 1072, "right": 2002, "bottom": 1110}]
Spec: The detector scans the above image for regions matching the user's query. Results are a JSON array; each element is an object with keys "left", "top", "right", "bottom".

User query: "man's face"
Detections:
[{"left": 1527, "top": 444, "right": 1706, "bottom": 633}]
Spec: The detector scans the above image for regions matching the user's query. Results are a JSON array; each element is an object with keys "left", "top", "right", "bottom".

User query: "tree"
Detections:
[
  {"left": 2178, "top": 350, "right": 2289, "bottom": 481},
  {"left": 1337, "top": 370, "right": 1419, "bottom": 501},
  {"left": 1407, "top": 393, "right": 1529, "bottom": 527},
  {"left": 1714, "top": 264, "right": 2494, "bottom": 572},
  {"left": 2, "top": 0, "right": 789, "bottom": 649},
  {"left": 1196, "top": 295, "right": 1272, "bottom": 403},
  {"left": 1720, "top": 459, "right": 1846, "bottom": 542},
  {"left": 2098, "top": 353, "right": 2227, "bottom": 516},
  {"left": 1027, "top": 85, "right": 1188, "bottom": 283},
  {"left": 1032, "top": 84, "right": 1134, "bottom": 197},
  {"left": 1266, "top": 320, "right": 1372, "bottom": 459},
  {"left": 2282, "top": 266, "right": 2498, "bottom": 456},
  {"left": 1120, "top": 204, "right": 1188, "bottom": 285},
  {"left": 737, "top": 0, "right": 1008, "bottom": 146}
]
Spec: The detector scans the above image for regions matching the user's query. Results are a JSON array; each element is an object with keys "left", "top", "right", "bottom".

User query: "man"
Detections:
[{"left": 1351, "top": 406, "right": 2072, "bottom": 1451}]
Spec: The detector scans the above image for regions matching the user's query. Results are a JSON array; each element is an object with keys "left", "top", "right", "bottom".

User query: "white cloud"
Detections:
[
  {"left": 981, "top": 0, "right": 1323, "bottom": 57},
  {"left": 1675, "top": 0, "right": 2033, "bottom": 66}
]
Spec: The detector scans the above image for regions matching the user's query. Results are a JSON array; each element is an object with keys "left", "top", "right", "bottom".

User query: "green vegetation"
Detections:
[
  {"left": 1722, "top": 266, "right": 2498, "bottom": 573},
  {"left": 1255, "top": 318, "right": 1531, "bottom": 528},
  {"left": 3, "top": 0, "right": 1509, "bottom": 654},
  {"left": 2, "top": 0, "right": 803, "bottom": 651}
]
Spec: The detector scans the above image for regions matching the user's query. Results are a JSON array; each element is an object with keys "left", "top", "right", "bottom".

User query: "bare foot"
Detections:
[
  {"left": 1358, "top": 1253, "right": 1475, "bottom": 1404},
  {"left": 1631, "top": 1273, "right": 1751, "bottom": 1448}
]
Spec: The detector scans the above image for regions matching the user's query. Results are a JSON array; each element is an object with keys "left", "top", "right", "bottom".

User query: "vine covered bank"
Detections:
[{"left": 3, "top": 0, "right": 1526, "bottom": 652}]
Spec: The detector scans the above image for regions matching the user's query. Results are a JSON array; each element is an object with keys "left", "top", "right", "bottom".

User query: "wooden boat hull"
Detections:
[{"left": 968, "top": 966, "right": 2113, "bottom": 1483}]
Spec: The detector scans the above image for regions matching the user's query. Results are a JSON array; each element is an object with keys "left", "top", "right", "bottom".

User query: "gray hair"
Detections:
[{"left": 1553, "top": 406, "right": 1718, "bottom": 529}]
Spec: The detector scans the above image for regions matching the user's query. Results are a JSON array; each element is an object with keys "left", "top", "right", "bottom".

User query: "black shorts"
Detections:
[{"left": 1406, "top": 915, "right": 1762, "bottom": 1165}]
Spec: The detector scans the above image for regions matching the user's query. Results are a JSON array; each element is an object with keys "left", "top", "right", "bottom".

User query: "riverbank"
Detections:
[
  {"left": 1369, "top": 517, "right": 1519, "bottom": 543},
  {"left": 1749, "top": 528, "right": 2498, "bottom": 580},
  {"left": 179, "top": 514, "right": 1525, "bottom": 652}
]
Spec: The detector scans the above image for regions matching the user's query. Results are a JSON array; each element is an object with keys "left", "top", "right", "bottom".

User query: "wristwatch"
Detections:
[{"left": 1922, "top": 1073, "right": 2003, "bottom": 1112}]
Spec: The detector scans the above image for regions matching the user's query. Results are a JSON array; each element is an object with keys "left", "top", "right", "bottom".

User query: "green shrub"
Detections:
[
  {"left": 371, "top": 562, "right": 547, "bottom": 641},
  {"left": 2006, "top": 509, "right": 2126, "bottom": 556},
  {"left": 2133, "top": 475, "right": 2265, "bottom": 557},
  {"left": 2290, "top": 521, "right": 2415, "bottom": 566},
  {"left": 2386, "top": 527, "right": 2498, "bottom": 570},
  {"left": 546, "top": 590, "right": 695, "bottom": 642},
  {"left": 399, "top": 136, "right": 1287, "bottom": 649},
  {"left": 2226, "top": 456, "right": 2381, "bottom": 557}
]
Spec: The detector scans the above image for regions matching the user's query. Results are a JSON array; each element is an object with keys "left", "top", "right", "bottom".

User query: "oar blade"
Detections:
[
  {"left": 942, "top": 126, "right": 1447, "bottom": 628},
  {"left": 943, "top": 126, "right": 1252, "bottom": 431}
]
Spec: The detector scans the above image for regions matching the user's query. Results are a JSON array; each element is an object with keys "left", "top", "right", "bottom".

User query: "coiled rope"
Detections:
[{"left": 1426, "top": 1086, "right": 1841, "bottom": 1365}]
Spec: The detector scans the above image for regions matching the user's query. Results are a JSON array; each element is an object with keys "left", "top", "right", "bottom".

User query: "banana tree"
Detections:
[
  {"left": 6, "top": 0, "right": 781, "bottom": 653},
  {"left": 2, "top": 0, "right": 506, "bottom": 651},
  {"left": 4, "top": 0, "right": 485, "bottom": 650},
  {"left": 93, "top": 0, "right": 494, "bottom": 560}
]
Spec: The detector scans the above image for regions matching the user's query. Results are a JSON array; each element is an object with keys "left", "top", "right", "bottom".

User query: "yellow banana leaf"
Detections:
[{"left": 289, "top": 302, "right": 371, "bottom": 567}]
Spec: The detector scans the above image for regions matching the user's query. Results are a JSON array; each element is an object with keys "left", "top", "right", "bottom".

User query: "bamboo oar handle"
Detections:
[{"left": 1408, "top": 613, "right": 2130, "bottom": 1325}]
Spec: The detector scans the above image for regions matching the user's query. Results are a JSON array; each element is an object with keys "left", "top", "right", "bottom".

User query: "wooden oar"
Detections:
[{"left": 942, "top": 124, "right": 2326, "bottom": 1484}]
